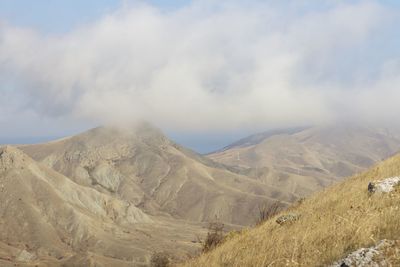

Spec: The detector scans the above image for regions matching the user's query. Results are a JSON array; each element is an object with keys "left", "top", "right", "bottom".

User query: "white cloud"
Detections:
[{"left": 0, "top": 0, "right": 398, "bottom": 133}]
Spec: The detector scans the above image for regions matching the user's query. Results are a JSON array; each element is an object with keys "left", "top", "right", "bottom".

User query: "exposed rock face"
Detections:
[
  {"left": 276, "top": 213, "right": 300, "bottom": 225},
  {"left": 0, "top": 146, "right": 29, "bottom": 171},
  {"left": 330, "top": 240, "right": 394, "bottom": 267},
  {"left": 368, "top": 177, "right": 400, "bottom": 193},
  {"left": 16, "top": 250, "right": 36, "bottom": 262}
]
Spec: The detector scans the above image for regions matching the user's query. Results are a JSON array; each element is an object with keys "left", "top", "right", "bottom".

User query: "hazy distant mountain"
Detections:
[
  {"left": 208, "top": 125, "right": 400, "bottom": 196},
  {"left": 209, "top": 127, "right": 308, "bottom": 153}
]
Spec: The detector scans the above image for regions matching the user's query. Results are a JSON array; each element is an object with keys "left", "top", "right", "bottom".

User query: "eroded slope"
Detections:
[
  {"left": 0, "top": 146, "right": 204, "bottom": 266},
  {"left": 21, "top": 124, "right": 297, "bottom": 225}
]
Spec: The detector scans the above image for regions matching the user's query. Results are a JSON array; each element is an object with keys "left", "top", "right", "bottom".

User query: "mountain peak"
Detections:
[{"left": 68, "top": 122, "right": 169, "bottom": 146}]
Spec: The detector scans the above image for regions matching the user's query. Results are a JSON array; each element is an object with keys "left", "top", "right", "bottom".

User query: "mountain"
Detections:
[
  {"left": 208, "top": 125, "right": 400, "bottom": 196},
  {"left": 183, "top": 152, "right": 400, "bottom": 266},
  {"left": 0, "top": 145, "right": 206, "bottom": 266},
  {"left": 209, "top": 127, "right": 308, "bottom": 153},
  {"left": 4, "top": 123, "right": 399, "bottom": 266},
  {"left": 20, "top": 124, "right": 297, "bottom": 226},
  {"left": 1, "top": 123, "right": 299, "bottom": 266}
]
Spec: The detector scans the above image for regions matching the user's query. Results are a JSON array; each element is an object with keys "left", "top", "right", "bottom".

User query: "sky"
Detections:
[{"left": 1, "top": 0, "right": 400, "bottom": 153}]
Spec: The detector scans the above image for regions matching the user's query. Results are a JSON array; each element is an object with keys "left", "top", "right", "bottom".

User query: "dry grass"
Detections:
[
  {"left": 256, "top": 201, "right": 283, "bottom": 225},
  {"left": 182, "top": 154, "right": 400, "bottom": 266},
  {"left": 374, "top": 240, "right": 400, "bottom": 266}
]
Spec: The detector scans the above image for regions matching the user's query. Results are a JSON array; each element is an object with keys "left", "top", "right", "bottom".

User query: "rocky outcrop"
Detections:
[
  {"left": 276, "top": 213, "right": 300, "bottom": 225},
  {"left": 368, "top": 177, "right": 400, "bottom": 193},
  {"left": 16, "top": 250, "right": 36, "bottom": 262},
  {"left": 0, "top": 146, "right": 29, "bottom": 172},
  {"left": 330, "top": 240, "right": 394, "bottom": 267}
]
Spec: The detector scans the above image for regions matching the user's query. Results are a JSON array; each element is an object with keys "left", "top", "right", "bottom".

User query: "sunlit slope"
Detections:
[
  {"left": 208, "top": 125, "right": 400, "bottom": 197},
  {"left": 184, "top": 154, "right": 400, "bottom": 266}
]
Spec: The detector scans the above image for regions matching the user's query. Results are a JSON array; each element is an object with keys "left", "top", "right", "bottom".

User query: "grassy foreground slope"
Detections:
[{"left": 183, "top": 154, "right": 400, "bottom": 266}]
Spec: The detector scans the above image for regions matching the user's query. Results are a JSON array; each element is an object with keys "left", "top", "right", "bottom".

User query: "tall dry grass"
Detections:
[{"left": 182, "top": 154, "right": 400, "bottom": 266}]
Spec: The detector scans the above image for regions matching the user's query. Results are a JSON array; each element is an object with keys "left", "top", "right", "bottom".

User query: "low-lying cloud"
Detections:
[{"left": 1, "top": 0, "right": 399, "bottom": 133}]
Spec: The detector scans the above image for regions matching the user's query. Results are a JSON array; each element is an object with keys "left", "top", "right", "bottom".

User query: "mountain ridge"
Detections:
[
  {"left": 207, "top": 126, "right": 309, "bottom": 155},
  {"left": 207, "top": 125, "right": 400, "bottom": 197},
  {"left": 3, "top": 123, "right": 400, "bottom": 266},
  {"left": 19, "top": 124, "right": 297, "bottom": 225}
]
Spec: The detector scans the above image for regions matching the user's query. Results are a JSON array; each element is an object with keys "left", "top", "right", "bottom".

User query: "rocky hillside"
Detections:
[
  {"left": 1, "top": 123, "right": 310, "bottom": 266},
  {"left": 4, "top": 123, "right": 400, "bottom": 266},
  {"left": 20, "top": 124, "right": 296, "bottom": 226},
  {"left": 208, "top": 125, "right": 400, "bottom": 197},
  {"left": 0, "top": 146, "right": 206, "bottom": 266},
  {"left": 183, "top": 153, "right": 400, "bottom": 266}
]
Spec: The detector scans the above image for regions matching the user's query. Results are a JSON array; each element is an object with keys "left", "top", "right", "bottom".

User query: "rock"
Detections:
[
  {"left": 89, "top": 161, "right": 122, "bottom": 193},
  {"left": 330, "top": 240, "right": 393, "bottom": 267},
  {"left": 276, "top": 213, "right": 300, "bottom": 225},
  {"left": 16, "top": 249, "right": 36, "bottom": 262},
  {"left": 0, "top": 146, "right": 28, "bottom": 172},
  {"left": 368, "top": 177, "right": 400, "bottom": 193}
]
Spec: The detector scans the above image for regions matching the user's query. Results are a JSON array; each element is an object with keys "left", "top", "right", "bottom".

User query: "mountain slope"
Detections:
[
  {"left": 0, "top": 146, "right": 206, "bottom": 266},
  {"left": 184, "top": 153, "right": 400, "bottom": 266},
  {"left": 208, "top": 125, "right": 400, "bottom": 196},
  {"left": 20, "top": 124, "right": 297, "bottom": 226},
  {"left": 209, "top": 127, "right": 307, "bottom": 153}
]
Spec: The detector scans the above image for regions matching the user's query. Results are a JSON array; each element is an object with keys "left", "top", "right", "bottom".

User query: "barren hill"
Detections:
[
  {"left": 4, "top": 123, "right": 400, "bottom": 266},
  {"left": 208, "top": 125, "right": 400, "bottom": 196},
  {"left": 0, "top": 123, "right": 302, "bottom": 265},
  {"left": 20, "top": 124, "right": 296, "bottom": 226},
  {"left": 0, "top": 145, "right": 207, "bottom": 266}
]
